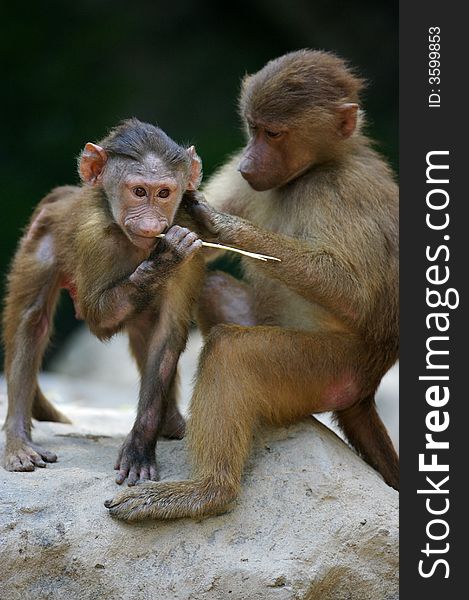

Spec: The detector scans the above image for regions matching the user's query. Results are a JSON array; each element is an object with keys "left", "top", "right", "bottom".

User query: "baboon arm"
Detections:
[
  {"left": 74, "top": 266, "right": 137, "bottom": 335},
  {"left": 210, "top": 213, "right": 364, "bottom": 322}
]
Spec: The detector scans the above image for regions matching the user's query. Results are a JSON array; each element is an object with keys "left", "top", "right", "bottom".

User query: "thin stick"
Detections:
[{"left": 155, "top": 234, "right": 281, "bottom": 262}]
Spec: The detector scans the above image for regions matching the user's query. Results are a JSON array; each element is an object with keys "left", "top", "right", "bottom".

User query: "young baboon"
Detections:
[
  {"left": 3, "top": 119, "right": 204, "bottom": 485},
  {"left": 105, "top": 50, "right": 399, "bottom": 521}
]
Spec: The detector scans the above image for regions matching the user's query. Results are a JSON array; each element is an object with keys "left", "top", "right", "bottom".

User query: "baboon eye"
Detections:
[
  {"left": 133, "top": 187, "right": 147, "bottom": 198},
  {"left": 265, "top": 130, "right": 282, "bottom": 139},
  {"left": 158, "top": 188, "right": 170, "bottom": 198}
]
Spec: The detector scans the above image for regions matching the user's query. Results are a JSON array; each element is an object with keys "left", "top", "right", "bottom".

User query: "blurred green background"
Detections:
[{"left": 0, "top": 0, "right": 397, "bottom": 366}]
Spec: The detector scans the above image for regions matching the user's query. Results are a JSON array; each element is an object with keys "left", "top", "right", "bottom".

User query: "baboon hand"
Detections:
[
  {"left": 114, "top": 432, "right": 159, "bottom": 486},
  {"left": 130, "top": 226, "right": 202, "bottom": 286},
  {"left": 158, "top": 225, "right": 203, "bottom": 261},
  {"left": 182, "top": 191, "right": 220, "bottom": 238}
]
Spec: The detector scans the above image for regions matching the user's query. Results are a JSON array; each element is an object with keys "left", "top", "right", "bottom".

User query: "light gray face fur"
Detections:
[
  {"left": 99, "top": 152, "right": 190, "bottom": 250},
  {"left": 102, "top": 153, "right": 187, "bottom": 224}
]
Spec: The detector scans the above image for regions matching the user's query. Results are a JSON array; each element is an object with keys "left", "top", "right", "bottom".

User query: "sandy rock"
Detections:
[{"left": 0, "top": 373, "right": 398, "bottom": 600}]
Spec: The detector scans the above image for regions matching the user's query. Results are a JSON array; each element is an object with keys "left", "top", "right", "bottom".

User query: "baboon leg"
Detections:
[
  {"left": 106, "top": 325, "right": 366, "bottom": 521},
  {"left": 3, "top": 258, "right": 60, "bottom": 471},
  {"left": 196, "top": 270, "right": 257, "bottom": 335},
  {"left": 32, "top": 387, "right": 71, "bottom": 424},
  {"left": 335, "top": 396, "right": 399, "bottom": 489},
  {"left": 160, "top": 370, "right": 186, "bottom": 440},
  {"left": 127, "top": 321, "right": 185, "bottom": 440}
]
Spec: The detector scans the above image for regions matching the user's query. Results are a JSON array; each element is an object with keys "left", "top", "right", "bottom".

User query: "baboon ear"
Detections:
[
  {"left": 79, "top": 143, "right": 108, "bottom": 185},
  {"left": 186, "top": 146, "right": 203, "bottom": 191},
  {"left": 337, "top": 103, "right": 359, "bottom": 138},
  {"left": 240, "top": 73, "right": 253, "bottom": 93}
]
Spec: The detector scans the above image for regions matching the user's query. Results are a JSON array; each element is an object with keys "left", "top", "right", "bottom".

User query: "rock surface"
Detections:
[
  {"left": 0, "top": 329, "right": 399, "bottom": 599},
  {"left": 0, "top": 373, "right": 398, "bottom": 600}
]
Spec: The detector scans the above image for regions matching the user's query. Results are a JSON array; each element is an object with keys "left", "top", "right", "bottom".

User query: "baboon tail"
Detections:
[
  {"left": 32, "top": 387, "right": 72, "bottom": 424},
  {"left": 334, "top": 396, "right": 399, "bottom": 490}
]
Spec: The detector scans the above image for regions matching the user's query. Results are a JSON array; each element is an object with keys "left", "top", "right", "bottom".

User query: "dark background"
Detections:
[{"left": 0, "top": 0, "right": 397, "bottom": 365}]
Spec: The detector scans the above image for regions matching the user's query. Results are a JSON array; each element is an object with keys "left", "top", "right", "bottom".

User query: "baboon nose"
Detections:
[
  {"left": 238, "top": 162, "right": 254, "bottom": 182},
  {"left": 138, "top": 221, "right": 165, "bottom": 237}
]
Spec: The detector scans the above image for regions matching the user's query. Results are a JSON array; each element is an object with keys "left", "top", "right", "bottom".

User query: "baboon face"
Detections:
[{"left": 238, "top": 118, "right": 317, "bottom": 191}]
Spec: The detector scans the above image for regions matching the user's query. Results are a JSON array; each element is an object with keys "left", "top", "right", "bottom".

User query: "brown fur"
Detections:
[
  {"left": 2, "top": 120, "right": 205, "bottom": 482},
  {"left": 105, "top": 51, "right": 398, "bottom": 521},
  {"left": 240, "top": 49, "right": 365, "bottom": 122}
]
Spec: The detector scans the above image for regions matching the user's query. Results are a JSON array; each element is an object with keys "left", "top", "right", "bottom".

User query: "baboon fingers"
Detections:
[{"left": 114, "top": 459, "right": 159, "bottom": 486}]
